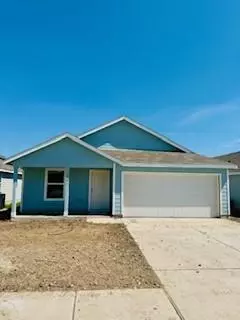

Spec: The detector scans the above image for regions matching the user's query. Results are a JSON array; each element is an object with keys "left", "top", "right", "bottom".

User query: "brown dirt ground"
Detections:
[{"left": 0, "top": 219, "right": 161, "bottom": 291}]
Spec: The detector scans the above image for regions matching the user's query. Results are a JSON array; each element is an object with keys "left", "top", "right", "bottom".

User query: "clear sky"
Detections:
[{"left": 1, "top": 0, "right": 240, "bottom": 157}]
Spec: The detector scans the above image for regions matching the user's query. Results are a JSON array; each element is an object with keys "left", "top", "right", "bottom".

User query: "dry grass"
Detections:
[{"left": 0, "top": 219, "right": 161, "bottom": 291}]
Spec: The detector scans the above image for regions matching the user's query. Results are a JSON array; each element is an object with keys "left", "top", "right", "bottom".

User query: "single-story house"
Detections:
[
  {"left": 4, "top": 116, "right": 236, "bottom": 218},
  {"left": 0, "top": 155, "right": 22, "bottom": 204},
  {"left": 215, "top": 152, "right": 240, "bottom": 210}
]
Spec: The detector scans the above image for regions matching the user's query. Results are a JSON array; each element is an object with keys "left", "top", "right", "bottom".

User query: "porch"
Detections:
[{"left": 11, "top": 166, "right": 117, "bottom": 217}]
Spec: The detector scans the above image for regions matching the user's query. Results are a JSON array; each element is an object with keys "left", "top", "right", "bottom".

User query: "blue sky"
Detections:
[{"left": 0, "top": 0, "right": 240, "bottom": 157}]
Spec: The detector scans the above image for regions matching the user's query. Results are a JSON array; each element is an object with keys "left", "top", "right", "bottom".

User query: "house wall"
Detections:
[
  {"left": 22, "top": 168, "right": 63, "bottom": 214},
  {"left": 0, "top": 172, "right": 22, "bottom": 204},
  {"left": 69, "top": 168, "right": 89, "bottom": 213},
  {"left": 13, "top": 138, "right": 113, "bottom": 168},
  {"left": 82, "top": 120, "right": 181, "bottom": 152},
  {"left": 230, "top": 174, "right": 240, "bottom": 208},
  {"left": 22, "top": 166, "right": 229, "bottom": 216},
  {"left": 22, "top": 168, "right": 112, "bottom": 214},
  {"left": 112, "top": 167, "right": 229, "bottom": 217},
  {"left": 16, "top": 138, "right": 114, "bottom": 214}
]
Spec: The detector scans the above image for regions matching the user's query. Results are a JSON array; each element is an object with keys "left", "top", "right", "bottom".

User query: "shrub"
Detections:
[{"left": 5, "top": 202, "right": 21, "bottom": 210}]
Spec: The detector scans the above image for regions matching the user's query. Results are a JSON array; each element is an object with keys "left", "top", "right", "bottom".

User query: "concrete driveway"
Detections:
[{"left": 125, "top": 218, "right": 240, "bottom": 320}]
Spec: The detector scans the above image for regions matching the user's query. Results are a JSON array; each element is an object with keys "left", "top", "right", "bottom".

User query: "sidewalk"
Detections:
[{"left": 0, "top": 289, "right": 180, "bottom": 320}]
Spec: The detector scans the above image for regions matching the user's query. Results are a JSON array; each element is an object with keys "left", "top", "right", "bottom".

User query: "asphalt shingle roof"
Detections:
[
  {"left": 0, "top": 155, "right": 15, "bottom": 172},
  {"left": 103, "top": 149, "right": 235, "bottom": 167},
  {"left": 215, "top": 152, "right": 240, "bottom": 169}
]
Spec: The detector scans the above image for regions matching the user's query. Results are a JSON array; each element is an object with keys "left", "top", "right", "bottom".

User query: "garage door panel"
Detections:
[
  {"left": 125, "top": 206, "right": 213, "bottom": 218},
  {"left": 123, "top": 173, "right": 219, "bottom": 218}
]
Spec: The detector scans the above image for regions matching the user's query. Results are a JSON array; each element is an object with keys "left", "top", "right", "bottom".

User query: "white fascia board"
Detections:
[
  {"left": 67, "top": 134, "right": 123, "bottom": 165},
  {"left": 79, "top": 117, "right": 126, "bottom": 138},
  {"left": 0, "top": 169, "right": 22, "bottom": 174},
  {"left": 4, "top": 133, "right": 70, "bottom": 164},
  {"left": 122, "top": 162, "right": 237, "bottom": 169},
  {"left": 4, "top": 133, "right": 123, "bottom": 166},
  {"left": 78, "top": 116, "right": 191, "bottom": 153}
]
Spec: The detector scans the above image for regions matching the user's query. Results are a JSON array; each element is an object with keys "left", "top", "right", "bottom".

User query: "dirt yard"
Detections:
[{"left": 0, "top": 219, "right": 160, "bottom": 291}]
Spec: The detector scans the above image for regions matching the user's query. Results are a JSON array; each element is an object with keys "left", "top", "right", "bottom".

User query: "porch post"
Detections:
[
  {"left": 11, "top": 165, "right": 18, "bottom": 218},
  {"left": 227, "top": 169, "right": 231, "bottom": 216},
  {"left": 112, "top": 163, "right": 116, "bottom": 215},
  {"left": 63, "top": 168, "right": 70, "bottom": 217}
]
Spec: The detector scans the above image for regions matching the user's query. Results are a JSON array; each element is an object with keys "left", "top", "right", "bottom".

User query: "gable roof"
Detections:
[
  {"left": 79, "top": 116, "right": 191, "bottom": 153},
  {"left": 0, "top": 154, "right": 19, "bottom": 173},
  {"left": 4, "top": 133, "right": 123, "bottom": 166},
  {"left": 4, "top": 132, "right": 235, "bottom": 169},
  {"left": 0, "top": 155, "right": 22, "bottom": 174},
  {"left": 215, "top": 152, "right": 240, "bottom": 169},
  {"left": 103, "top": 149, "right": 237, "bottom": 169}
]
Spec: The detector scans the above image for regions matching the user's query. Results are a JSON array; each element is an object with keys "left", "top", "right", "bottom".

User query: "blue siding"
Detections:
[
  {"left": 22, "top": 167, "right": 112, "bottom": 214},
  {"left": 14, "top": 138, "right": 113, "bottom": 168},
  {"left": 116, "top": 167, "right": 229, "bottom": 217},
  {"left": 230, "top": 174, "right": 240, "bottom": 208},
  {"left": 113, "top": 164, "right": 122, "bottom": 215},
  {"left": 69, "top": 168, "right": 89, "bottom": 213},
  {"left": 221, "top": 170, "right": 229, "bottom": 215},
  {"left": 22, "top": 165, "right": 229, "bottom": 216},
  {"left": 22, "top": 168, "right": 64, "bottom": 214},
  {"left": 82, "top": 120, "right": 181, "bottom": 152}
]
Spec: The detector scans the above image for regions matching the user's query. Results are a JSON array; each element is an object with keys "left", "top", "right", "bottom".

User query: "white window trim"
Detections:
[{"left": 44, "top": 168, "right": 65, "bottom": 201}]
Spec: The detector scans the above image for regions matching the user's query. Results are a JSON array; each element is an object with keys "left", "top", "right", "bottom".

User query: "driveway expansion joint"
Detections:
[
  {"left": 71, "top": 291, "right": 77, "bottom": 320},
  {"left": 194, "top": 227, "right": 240, "bottom": 255},
  {"left": 155, "top": 267, "right": 240, "bottom": 271},
  {"left": 161, "top": 285, "right": 186, "bottom": 320}
]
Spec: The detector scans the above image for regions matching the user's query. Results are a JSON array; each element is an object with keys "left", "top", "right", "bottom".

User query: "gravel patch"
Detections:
[{"left": 0, "top": 219, "right": 160, "bottom": 291}]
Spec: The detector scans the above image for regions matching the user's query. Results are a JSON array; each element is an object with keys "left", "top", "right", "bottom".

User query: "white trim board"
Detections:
[
  {"left": 121, "top": 170, "right": 124, "bottom": 217},
  {"left": 4, "top": 133, "right": 122, "bottom": 166},
  {"left": 121, "top": 162, "right": 236, "bottom": 169},
  {"left": 112, "top": 163, "right": 116, "bottom": 214},
  {"left": 20, "top": 170, "right": 25, "bottom": 213},
  {"left": 78, "top": 116, "right": 192, "bottom": 153},
  {"left": 88, "top": 170, "right": 92, "bottom": 211},
  {"left": 219, "top": 173, "right": 223, "bottom": 217},
  {"left": 229, "top": 171, "right": 240, "bottom": 175},
  {"left": 122, "top": 171, "right": 222, "bottom": 176},
  {"left": 227, "top": 169, "right": 231, "bottom": 216},
  {"left": 0, "top": 169, "right": 22, "bottom": 174}
]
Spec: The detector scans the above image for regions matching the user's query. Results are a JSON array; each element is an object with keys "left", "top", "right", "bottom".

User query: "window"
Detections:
[{"left": 45, "top": 169, "right": 65, "bottom": 200}]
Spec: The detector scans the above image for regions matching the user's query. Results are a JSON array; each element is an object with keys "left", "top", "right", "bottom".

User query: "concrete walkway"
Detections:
[
  {"left": 0, "top": 289, "right": 180, "bottom": 320},
  {"left": 125, "top": 218, "right": 240, "bottom": 320}
]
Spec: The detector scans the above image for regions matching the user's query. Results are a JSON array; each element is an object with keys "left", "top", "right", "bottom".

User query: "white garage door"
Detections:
[{"left": 123, "top": 172, "right": 219, "bottom": 218}]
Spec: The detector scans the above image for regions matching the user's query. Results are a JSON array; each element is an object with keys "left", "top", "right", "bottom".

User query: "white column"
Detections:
[
  {"left": 227, "top": 169, "right": 231, "bottom": 216},
  {"left": 112, "top": 163, "right": 116, "bottom": 215},
  {"left": 11, "top": 165, "right": 18, "bottom": 218},
  {"left": 63, "top": 168, "right": 70, "bottom": 217}
]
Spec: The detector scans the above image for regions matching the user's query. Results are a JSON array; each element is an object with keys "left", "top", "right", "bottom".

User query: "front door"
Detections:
[{"left": 89, "top": 170, "right": 111, "bottom": 212}]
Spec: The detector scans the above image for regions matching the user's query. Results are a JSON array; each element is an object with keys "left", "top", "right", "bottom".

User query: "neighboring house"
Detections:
[
  {"left": 0, "top": 155, "right": 22, "bottom": 204},
  {"left": 4, "top": 116, "right": 236, "bottom": 218},
  {"left": 215, "top": 152, "right": 240, "bottom": 210}
]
